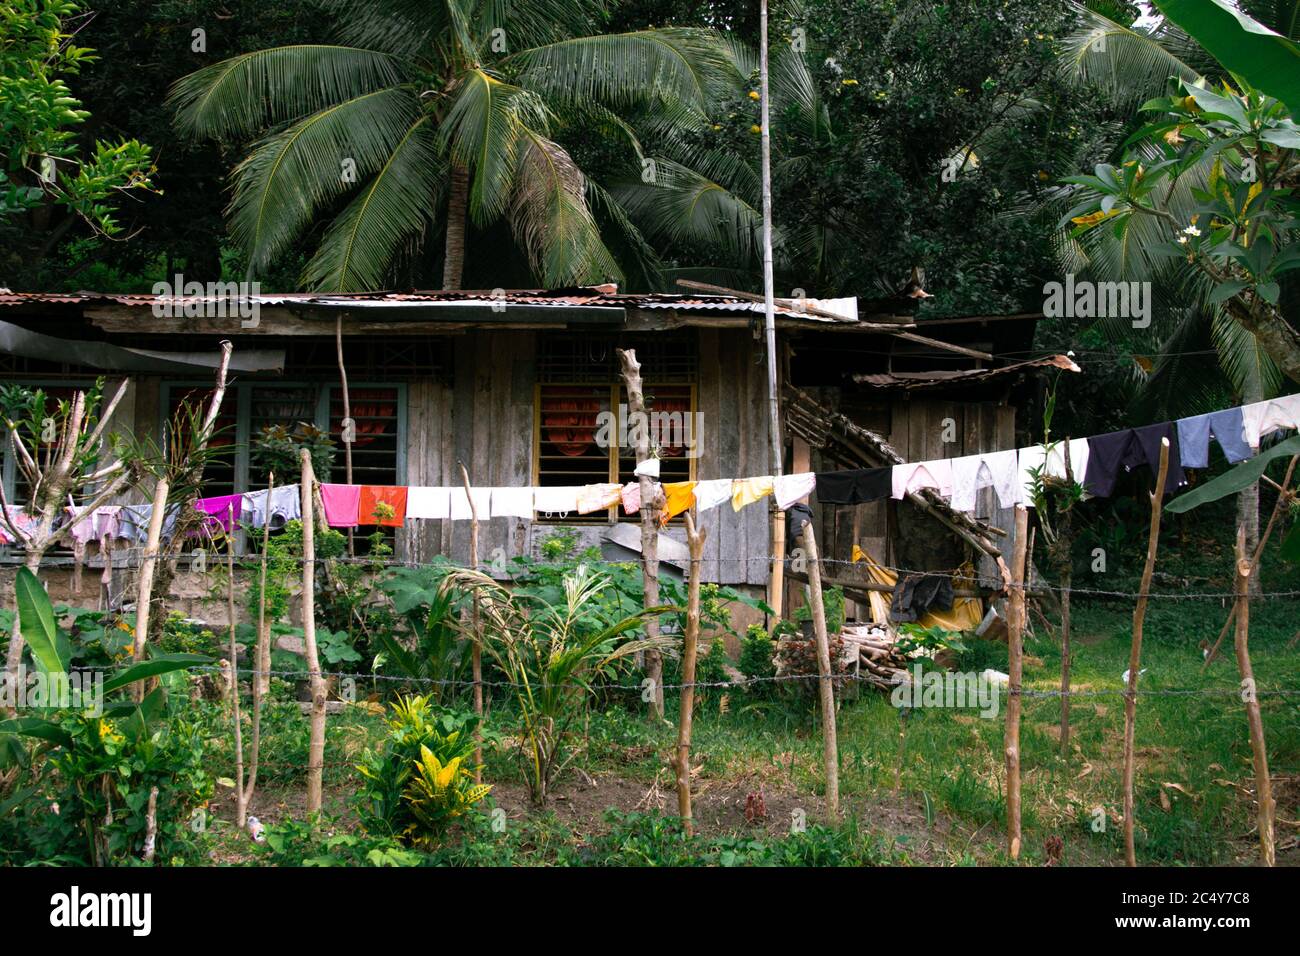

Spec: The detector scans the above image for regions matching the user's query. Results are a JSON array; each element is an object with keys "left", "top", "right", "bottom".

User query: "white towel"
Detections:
[
  {"left": 949, "top": 450, "right": 1019, "bottom": 513},
  {"left": 1241, "top": 395, "right": 1300, "bottom": 448},
  {"left": 692, "top": 478, "right": 733, "bottom": 513},
  {"left": 773, "top": 472, "right": 817, "bottom": 510},
  {"left": 490, "top": 487, "right": 534, "bottom": 518},
  {"left": 891, "top": 460, "right": 953, "bottom": 499},
  {"left": 1016, "top": 438, "right": 1090, "bottom": 506},
  {"left": 533, "top": 486, "right": 581, "bottom": 516},
  {"left": 449, "top": 487, "right": 492, "bottom": 521},
  {"left": 406, "top": 487, "right": 451, "bottom": 520}
]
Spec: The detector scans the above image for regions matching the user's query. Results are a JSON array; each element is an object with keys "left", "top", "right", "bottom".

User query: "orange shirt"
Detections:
[
  {"left": 358, "top": 485, "right": 408, "bottom": 526},
  {"left": 659, "top": 481, "right": 697, "bottom": 526}
]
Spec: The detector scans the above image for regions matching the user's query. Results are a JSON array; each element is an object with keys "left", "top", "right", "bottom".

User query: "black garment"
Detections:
[
  {"left": 1083, "top": 422, "right": 1186, "bottom": 499},
  {"left": 889, "top": 573, "right": 954, "bottom": 624},
  {"left": 786, "top": 502, "right": 814, "bottom": 553},
  {"left": 815, "top": 467, "right": 892, "bottom": 505}
]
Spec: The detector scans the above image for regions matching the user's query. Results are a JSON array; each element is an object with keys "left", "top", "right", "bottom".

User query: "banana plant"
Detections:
[{"left": 0, "top": 567, "right": 209, "bottom": 750}]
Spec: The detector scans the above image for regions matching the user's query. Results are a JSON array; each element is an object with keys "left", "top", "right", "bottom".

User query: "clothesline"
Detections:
[{"left": 2, "top": 395, "right": 1296, "bottom": 549}]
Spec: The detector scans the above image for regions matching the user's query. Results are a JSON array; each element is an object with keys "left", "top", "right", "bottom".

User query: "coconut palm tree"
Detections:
[{"left": 169, "top": 0, "right": 740, "bottom": 291}]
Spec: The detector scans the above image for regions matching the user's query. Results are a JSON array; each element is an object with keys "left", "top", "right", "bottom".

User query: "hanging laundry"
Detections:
[
  {"left": 1083, "top": 423, "right": 1186, "bottom": 498},
  {"left": 786, "top": 502, "right": 814, "bottom": 551},
  {"left": 195, "top": 494, "right": 244, "bottom": 534},
  {"left": 63, "top": 506, "right": 100, "bottom": 549},
  {"left": 691, "top": 478, "right": 732, "bottom": 512},
  {"left": 889, "top": 573, "right": 955, "bottom": 624},
  {"left": 117, "top": 504, "right": 180, "bottom": 543},
  {"left": 732, "top": 476, "right": 773, "bottom": 511},
  {"left": 320, "top": 484, "right": 361, "bottom": 527},
  {"left": 576, "top": 483, "right": 623, "bottom": 515},
  {"left": 1176, "top": 407, "right": 1252, "bottom": 468},
  {"left": 661, "top": 480, "right": 698, "bottom": 525},
  {"left": 949, "top": 450, "right": 1019, "bottom": 514},
  {"left": 242, "top": 485, "right": 302, "bottom": 531},
  {"left": 814, "top": 467, "right": 892, "bottom": 505},
  {"left": 773, "top": 472, "right": 816, "bottom": 510},
  {"left": 449, "top": 487, "right": 491, "bottom": 521},
  {"left": 1240, "top": 394, "right": 1300, "bottom": 449},
  {"left": 633, "top": 458, "right": 660, "bottom": 479},
  {"left": 1016, "top": 438, "right": 1091, "bottom": 506},
  {"left": 891, "top": 460, "right": 954, "bottom": 500},
  {"left": 358, "top": 485, "right": 408, "bottom": 526},
  {"left": 533, "top": 486, "right": 581, "bottom": 517},
  {"left": 406, "top": 487, "right": 450, "bottom": 520},
  {"left": 0, "top": 506, "right": 37, "bottom": 546},
  {"left": 620, "top": 482, "right": 641, "bottom": 515},
  {"left": 490, "top": 487, "right": 534, "bottom": 519}
]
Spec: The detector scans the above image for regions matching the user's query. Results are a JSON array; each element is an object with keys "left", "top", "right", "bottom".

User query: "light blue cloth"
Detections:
[
  {"left": 241, "top": 485, "right": 302, "bottom": 530},
  {"left": 115, "top": 504, "right": 180, "bottom": 543},
  {"left": 1176, "top": 407, "right": 1253, "bottom": 469}
]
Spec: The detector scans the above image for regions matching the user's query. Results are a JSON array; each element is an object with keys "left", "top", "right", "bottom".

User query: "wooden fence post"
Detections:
[
  {"left": 1005, "top": 504, "right": 1029, "bottom": 860},
  {"left": 676, "top": 512, "right": 708, "bottom": 835},
  {"left": 300, "top": 449, "right": 326, "bottom": 816},
  {"left": 225, "top": 503, "right": 247, "bottom": 828},
  {"left": 800, "top": 521, "right": 839, "bottom": 820},
  {"left": 131, "top": 477, "right": 171, "bottom": 703},
  {"left": 459, "top": 462, "right": 484, "bottom": 785},
  {"left": 1233, "top": 527, "right": 1275, "bottom": 866},
  {"left": 1122, "top": 438, "right": 1170, "bottom": 867}
]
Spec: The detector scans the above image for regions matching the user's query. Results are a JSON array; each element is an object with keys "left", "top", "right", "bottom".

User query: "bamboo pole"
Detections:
[
  {"left": 130, "top": 477, "right": 171, "bottom": 703},
  {"left": 1122, "top": 438, "right": 1171, "bottom": 867},
  {"left": 225, "top": 503, "right": 247, "bottom": 828},
  {"left": 335, "top": 315, "right": 355, "bottom": 557},
  {"left": 769, "top": 508, "right": 785, "bottom": 620},
  {"left": 1059, "top": 440, "right": 1075, "bottom": 756},
  {"left": 676, "top": 512, "right": 708, "bottom": 835},
  {"left": 1203, "top": 455, "right": 1298, "bottom": 669},
  {"left": 458, "top": 462, "right": 483, "bottom": 785},
  {"left": 800, "top": 521, "right": 839, "bottom": 820},
  {"left": 299, "top": 449, "right": 326, "bottom": 816},
  {"left": 1232, "top": 526, "right": 1275, "bottom": 866},
  {"left": 1005, "top": 505, "right": 1030, "bottom": 860}
]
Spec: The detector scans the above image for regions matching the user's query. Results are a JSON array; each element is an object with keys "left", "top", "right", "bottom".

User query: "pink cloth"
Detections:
[
  {"left": 196, "top": 494, "right": 243, "bottom": 533},
  {"left": 320, "top": 484, "right": 361, "bottom": 527},
  {"left": 621, "top": 482, "right": 641, "bottom": 515}
]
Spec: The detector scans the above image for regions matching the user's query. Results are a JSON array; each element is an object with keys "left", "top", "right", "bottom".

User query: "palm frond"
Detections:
[
  {"left": 1058, "top": 3, "right": 1201, "bottom": 110},
  {"left": 170, "top": 45, "right": 406, "bottom": 141},
  {"left": 299, "top": 119, "right": 444, "bottom": 292},
  {"left": 509, "top": 132, "right": 623, "bottom": 285},
  {"left": 1212, "top": 308, "right": 1284, "bottom": 399},
  {"left": 227, "top": 87, "right": 423, "bottom": 275},
  {"left": 506, "top": 28, "right": 742, "bottom": 111}
]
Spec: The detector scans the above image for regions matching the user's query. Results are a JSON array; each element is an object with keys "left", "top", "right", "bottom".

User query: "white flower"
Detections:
[{"left": 1181, "top": 224, "right": 1201, "bottom": 237}]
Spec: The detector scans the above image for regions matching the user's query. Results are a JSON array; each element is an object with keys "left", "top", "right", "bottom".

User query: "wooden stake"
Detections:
[
  {"left": 130, "top": 477, "right": 171, "bottom": 703},
  {"left": 676, "top": 512, "right": 708, "bottom": 835},
  {"left": 1005, "top": 504, "right": 1029, "bottom": 860},
  {"left": 458, "top": 461, "right": 483, "bottom": 784},
  {"left": 226, "top": 503, "right": 246, "bottom": 828},
  {"left": 243, "top": 471, "right": 273, "bottom": 818},
  {"left": 1122, "top": 438, "right": 1171, "bottom": 867},
  {"left": 1233, "top": 526, "right": 1275, "bottom": 866},
  {"left": 299, "top": 449, "right": 326, "bottom": 817},
  {"left": 617, "top": 348, "right": 665, "bottom": 720},
  {"left": 800, "top": 521, "right": 839, "bottom": 820},
  {"left": 1060, "top": 439, "right": 1075, "bottom": 756},
  {"left": 769, "top": 508, "right": 785, "bottom": 620},
  {"left": 335, "top": 315, "right": 355, "bottom": 557},
  {"left": 1203, "top": 455, "right": 1298, "bottom": 669}
]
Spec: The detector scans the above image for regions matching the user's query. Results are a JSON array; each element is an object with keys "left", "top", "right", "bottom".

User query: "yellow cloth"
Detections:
[
  {"left": 731, "top": 476, "right": 774, "bottom": 512},
  {"left": 659, "top": 481, "right": 697, "bottom": 526},
  {"left": 850, "top": 545, "right": 982, "bottom": 632}
]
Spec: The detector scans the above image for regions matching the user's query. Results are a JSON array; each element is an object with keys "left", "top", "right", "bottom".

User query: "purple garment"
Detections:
[{"left": 196, "top": 494, "right": 244, "bottom": 533}]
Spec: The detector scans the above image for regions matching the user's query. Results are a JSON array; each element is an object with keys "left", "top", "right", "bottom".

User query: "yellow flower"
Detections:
[
  {"left": 841, "top": 78, "right": 858, "bottom": 85},
  {"left": 750, "top": 124, "right": 762, "bottom": 134},
  {"left": 1071, "top": 210, "right": 1116, "bottom": 227},
  {"left": 748, "top": 90, "right": 759, "bottom": 100}
]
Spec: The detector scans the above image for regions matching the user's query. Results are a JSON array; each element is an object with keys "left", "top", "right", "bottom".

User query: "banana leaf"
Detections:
[
  {"left": 101, "top": 653, "right": 212, "bottom": 694},
  {"left": 15, "top": 567, "right": 69, "bottom": 676},
  {"left": 1165, "top": 435, "right": 1300, "bottom": 513}
]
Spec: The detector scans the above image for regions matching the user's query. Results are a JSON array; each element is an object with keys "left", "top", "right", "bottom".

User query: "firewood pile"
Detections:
[{"left": 838, "top": 623, "right": 911, "bottom": 688}]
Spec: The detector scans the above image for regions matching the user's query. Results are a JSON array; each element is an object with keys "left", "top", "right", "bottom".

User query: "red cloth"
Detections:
[{"left": 357, "top": 486, "right": 408, "bottom": 526}]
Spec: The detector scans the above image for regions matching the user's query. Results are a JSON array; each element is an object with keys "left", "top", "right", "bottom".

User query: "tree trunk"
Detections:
[
  {"left": 299, "top": 450, "right": 326, "bottom": 817},
  {"left": 1005, "top": 505, "right": 1029, "bottom": 861},
  {"left": 442, "top": 163, "right": 469, "bottom": 291},
  {"left": 1233, "top": 528, "right": 1275, "bottom": 866},
  {"left": 801, "top": 521, "right": 839, "bottom": 821},
  {"left": 131, "top": 477, "right": 171, "bottom": 703},
  {"left": 1238, "top": 376, "right": 1263, "bottom": 594},
  {"left": 617, "top": 348, "right": 665, "bottom": 720},
  {"left": 1122, "top": 439, "right": 1170, "bottom": 867},
  {"left": 676, "top": 513, "right": 707, "bottom": 835}
]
